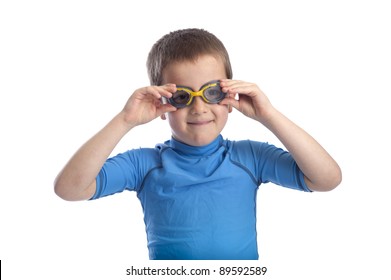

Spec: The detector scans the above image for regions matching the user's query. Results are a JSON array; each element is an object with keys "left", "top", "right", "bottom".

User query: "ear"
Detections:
[{"left": 160, "top": 113, "right": 167, "bottom": 120}]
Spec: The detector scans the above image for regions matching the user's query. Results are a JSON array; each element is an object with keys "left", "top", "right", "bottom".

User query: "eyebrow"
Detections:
[{"left": 176, "top": 80, "right": 220, "bottom": 91}]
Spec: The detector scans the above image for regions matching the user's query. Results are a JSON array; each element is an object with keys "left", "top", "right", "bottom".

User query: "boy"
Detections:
[{"left": 54, "top": 28, "right": 342, "bottom": 260}]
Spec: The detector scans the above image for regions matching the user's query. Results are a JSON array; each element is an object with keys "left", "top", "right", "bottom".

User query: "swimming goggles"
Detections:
[{"left": 165, "top": 80, "right": 226, "bottom": 108}]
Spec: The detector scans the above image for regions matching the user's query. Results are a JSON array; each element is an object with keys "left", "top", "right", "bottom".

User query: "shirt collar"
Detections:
[{"left": 166, "top": 135, "right": 224, "bottom": 157}]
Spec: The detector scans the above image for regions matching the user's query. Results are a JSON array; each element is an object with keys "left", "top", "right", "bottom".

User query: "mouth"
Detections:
[{"left": 187, "top": 120, "right": 213, "bottom": 126}]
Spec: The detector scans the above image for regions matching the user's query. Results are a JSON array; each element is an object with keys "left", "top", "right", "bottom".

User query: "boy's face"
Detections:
[{"left": 161, "top": 54, "right": 230, "bottom": 146}]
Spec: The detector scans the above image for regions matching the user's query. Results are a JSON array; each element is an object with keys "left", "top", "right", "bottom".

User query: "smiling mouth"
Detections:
[{"left": 187, "top": 120, "right": 213, "bottom": 125}]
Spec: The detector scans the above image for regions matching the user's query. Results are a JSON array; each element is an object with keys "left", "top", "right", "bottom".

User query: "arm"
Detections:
[
  {"left": 54, "top": 84, "right": 177, "bottom": 201},
  {"left": 220, "top": 79, "right": 342, "bottom": 191}
]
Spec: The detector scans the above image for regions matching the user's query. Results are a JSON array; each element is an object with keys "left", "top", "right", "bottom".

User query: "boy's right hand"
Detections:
[
  {"left": 54, "top": 84, "right": 177, "bottom": 201},
  {"left": 121, "top": 84, "right": 177, "bottom": 127}
]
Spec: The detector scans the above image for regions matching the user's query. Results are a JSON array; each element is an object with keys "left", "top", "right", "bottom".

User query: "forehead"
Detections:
[{"left": 161, "top": 55, "right": 226, "bottom": 88}]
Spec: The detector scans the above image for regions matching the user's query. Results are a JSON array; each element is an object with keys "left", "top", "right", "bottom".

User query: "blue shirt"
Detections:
[{"left": 92, "top": 135, "right": 311, "bottom": 259}]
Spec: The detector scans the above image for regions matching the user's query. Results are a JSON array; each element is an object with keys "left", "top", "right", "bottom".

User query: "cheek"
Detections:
[
  {"left": 167, "top": 110, "right": 185, "bottom": 129},
  {"left": 216, "top": 106, "right": 229, "bottom": 124},
  {"left": 221, "top": 115, "right": 229, "bottom": 128}
]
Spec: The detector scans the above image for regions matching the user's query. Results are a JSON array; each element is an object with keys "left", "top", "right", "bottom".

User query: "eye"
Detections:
[
  {"left": 204, "top": 87, "right": 225, "bottom": 103},
  {"left": 172, "top": 90, "right": 190, "bottom": 105}
]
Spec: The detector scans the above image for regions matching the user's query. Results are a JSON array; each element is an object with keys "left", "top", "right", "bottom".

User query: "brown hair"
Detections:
[{"left": 147, "top": 28, "right": 233, "bottom": 85}]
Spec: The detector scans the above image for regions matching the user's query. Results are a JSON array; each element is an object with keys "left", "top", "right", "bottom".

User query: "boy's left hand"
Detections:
[{"left": 219, "top": 79, "right": 273, "bottom": 123}]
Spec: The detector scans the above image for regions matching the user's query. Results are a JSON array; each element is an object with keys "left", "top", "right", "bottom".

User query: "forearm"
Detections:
[
  {"left": 54, "top": 112, "right": 134, "bottom": 200},
  {"left": 260, "top": 107, "right": 342, "bottom": 191}
]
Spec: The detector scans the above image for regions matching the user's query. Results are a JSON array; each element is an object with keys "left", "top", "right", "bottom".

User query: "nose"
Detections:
[{"left": 190, "top": 96, "right": 208, "bottom": 114}]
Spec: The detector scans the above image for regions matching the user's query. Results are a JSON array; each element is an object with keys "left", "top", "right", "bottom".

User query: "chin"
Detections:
[
  {"left": 173, "top": 131, "right": 220, "bottom": 147},
  {"left": 188, "top": 136, "right": 217, "bottom": 146}
]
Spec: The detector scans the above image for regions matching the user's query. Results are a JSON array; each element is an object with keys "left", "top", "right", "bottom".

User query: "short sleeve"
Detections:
[
  {"left": 90, "top": 148, "right": 161, "bottom": 200},
  {"left": 230, "top": 140, "right": 312, "bottom": 192}
]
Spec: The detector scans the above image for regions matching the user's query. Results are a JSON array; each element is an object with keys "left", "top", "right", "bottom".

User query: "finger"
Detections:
[
  {"left": 220, "top": 80, "right": 249, "bottom": 93},
  {"left": 157, "top": 84, "right": 176, "bottom": 98},
  {"left": 220, "top": 79, "right": 244, "bottom": 88},
  {"left": 140, "top": 87, "right": 163, "bottom": 100},
  {"left": 225, "top": 84, "right": 258, "bottom": 97},
  {"left": 144, "top": 84, "right": 175, "bottom": 100},
  {"left": 162, "top": 83, "right": 177, "bottom": 91}
]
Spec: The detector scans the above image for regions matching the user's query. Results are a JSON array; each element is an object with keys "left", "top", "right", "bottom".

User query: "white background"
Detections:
[{"left": 1, "top": 0, "right": 390, "bottom": 279}]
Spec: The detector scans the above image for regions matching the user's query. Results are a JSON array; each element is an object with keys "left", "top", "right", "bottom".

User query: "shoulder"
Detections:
[
  {"left": 227, "top": 139, "right": 288, "bottom": 171},
  {"left": 113, "top": 147, "right": 160, "bottom": 160},
  {"left": 227, "top": 139, "right": 280, "bottom": 157},
  {"left": 105, "top": 146, "right": 162, "bottom": 172},
  {"left": 113, "top": 140, "right": 172, "bottom": 163}
]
